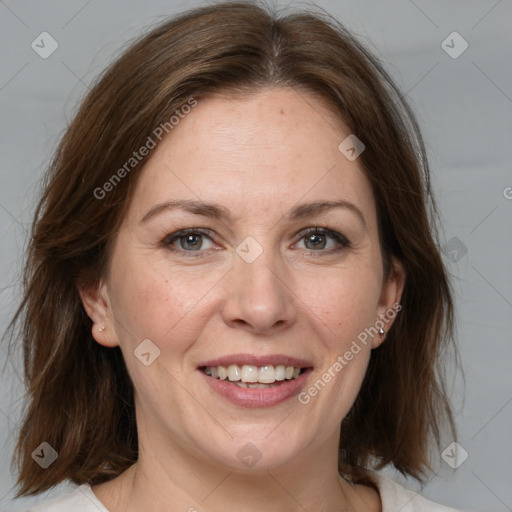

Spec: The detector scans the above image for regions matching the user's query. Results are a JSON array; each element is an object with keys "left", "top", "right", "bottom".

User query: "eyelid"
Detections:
[
  {"left": 293, "top": 226, "right": 351, "bottom": 248},
  {"left": 164, "top": 227, "right": 215, "bottom": 242},
  {"left": 163, "top": 228, "right": 217, "bottom": 254}
]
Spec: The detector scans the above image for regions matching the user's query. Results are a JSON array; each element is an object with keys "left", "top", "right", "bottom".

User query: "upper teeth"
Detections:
[{"left": 203, "top": 364, "right": 301, "bottom": 384}]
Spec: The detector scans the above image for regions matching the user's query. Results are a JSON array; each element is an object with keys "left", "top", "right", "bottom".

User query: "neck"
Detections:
[{"left": 93, "top": 434, "right": 368, "bottom": 511}]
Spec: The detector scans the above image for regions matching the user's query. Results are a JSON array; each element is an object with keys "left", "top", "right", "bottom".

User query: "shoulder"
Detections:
[
  {"left": 26, "top": 475, "right": 470, "bottom": 512},
  {"left": 28, "top": 484, "right": 110, "bottom": 512},
  {"left": 370, "top": 472, "right": 470, "bottom": 512}
]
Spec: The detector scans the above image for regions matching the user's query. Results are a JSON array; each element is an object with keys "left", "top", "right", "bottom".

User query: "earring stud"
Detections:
[
  {"left": 99, "top": 325, "right": 106, "bottom": 333},
  {"left": 378, "top": 327, "right": 386, "bottom": 337}
]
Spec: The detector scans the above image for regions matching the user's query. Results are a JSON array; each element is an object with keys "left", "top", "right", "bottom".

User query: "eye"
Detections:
[
  {"left": 164, "top": 228, "right": 216, "bottom": 253},
  {"left": 294, "top": 227, "right": 350, "bottom": 254},
  {"left": 163, "top": 227, "right": 349, "bottom": 256}
]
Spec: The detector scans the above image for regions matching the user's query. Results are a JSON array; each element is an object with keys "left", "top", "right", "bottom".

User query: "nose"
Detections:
[{"left": 220, "top": 248, "right": 297, "bottom": 335}]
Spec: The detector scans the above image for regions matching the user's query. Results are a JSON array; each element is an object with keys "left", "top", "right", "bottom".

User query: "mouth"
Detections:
[
  {"left": 199, "top": 364, "right": 309, "bottom": 389},
  {"left": 197, "top": 355, "right": 313, "bottom": 408}
]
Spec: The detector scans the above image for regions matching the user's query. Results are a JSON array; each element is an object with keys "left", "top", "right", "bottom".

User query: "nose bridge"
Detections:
[
  {"left": 239, "top": 245, "right": 287, "bottom": 294},
  {"left": 221, "top": 238, "right": 296, "bottom": 332}
]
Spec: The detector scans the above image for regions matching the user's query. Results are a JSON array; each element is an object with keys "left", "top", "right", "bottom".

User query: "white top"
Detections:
[{"left": 28, "top": 473, "right": 468, "bottom": 512}]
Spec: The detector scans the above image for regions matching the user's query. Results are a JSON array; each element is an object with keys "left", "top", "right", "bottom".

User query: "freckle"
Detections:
[{"left": 280, "top": 109, "right": 284, "bottom": 114}]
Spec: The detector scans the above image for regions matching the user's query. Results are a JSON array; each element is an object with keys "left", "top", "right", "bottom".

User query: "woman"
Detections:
[{"left": 10, "top": 2, "right": 466, "bottom": 511}]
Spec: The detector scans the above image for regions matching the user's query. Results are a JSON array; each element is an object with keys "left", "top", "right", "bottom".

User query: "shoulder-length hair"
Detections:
[{"left": 9, "top": 0, "right": 457, "bottom": 496}]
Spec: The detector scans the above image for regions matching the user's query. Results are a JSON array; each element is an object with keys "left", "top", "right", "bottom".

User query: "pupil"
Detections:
[
  {"left": 182, "top": 234, "right": 202, "bottom": 250},
  {"left": 307, "top": 233, "right": 325, "bottom": 249}
]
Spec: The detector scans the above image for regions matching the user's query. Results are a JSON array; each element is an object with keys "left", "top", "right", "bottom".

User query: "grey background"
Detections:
[{"left": 1, "top": 0, "right": 511, "bottom": 510}]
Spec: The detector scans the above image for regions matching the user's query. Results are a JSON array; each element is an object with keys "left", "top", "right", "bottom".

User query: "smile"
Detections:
[
  {"left": 201, "top": 364, "right": 306, "bottom": 388},
  {"left": 197, "top": 354, "right": 313, "bottom": 407}
]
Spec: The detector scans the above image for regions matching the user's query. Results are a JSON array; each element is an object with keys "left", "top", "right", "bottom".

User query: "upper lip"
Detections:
[{"left": 198, "top": 353, "right": 313, "bottom": 369}]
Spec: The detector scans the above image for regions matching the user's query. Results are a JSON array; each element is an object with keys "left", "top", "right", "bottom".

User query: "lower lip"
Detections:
[{"left": 199, "top": 369, "right": 313, "bottom": 408}]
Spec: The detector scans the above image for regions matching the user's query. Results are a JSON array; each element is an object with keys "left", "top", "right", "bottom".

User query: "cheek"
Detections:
[
  {"left": 109, "top": 269, "right": 169, "bottom": 341},
  {"left": 108, "top": 250, "right": 221, "bottom": 349},
  {"left": 303, "top": 266, "right": 382, "bottom": 344}
]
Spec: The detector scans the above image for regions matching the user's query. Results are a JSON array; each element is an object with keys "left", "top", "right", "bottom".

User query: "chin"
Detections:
[{"left": 193, "top": 428, "right": 312, "bottom": 473}]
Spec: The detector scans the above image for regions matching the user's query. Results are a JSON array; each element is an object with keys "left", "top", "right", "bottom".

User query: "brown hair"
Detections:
[{"left": 8, "top": 0, "right": 457, "bottom": 496}]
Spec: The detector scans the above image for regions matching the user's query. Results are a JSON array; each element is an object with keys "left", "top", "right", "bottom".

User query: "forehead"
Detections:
[{"left": 128, "top": 87, "right": 377, "bottom": 226}]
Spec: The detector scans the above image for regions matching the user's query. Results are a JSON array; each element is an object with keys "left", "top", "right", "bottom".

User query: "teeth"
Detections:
[
  {"left": 203, "top": 364, "right": 304, "bottom": 384},
  {"left": 217, "top": 366, "right": 228, "bottom": 380},
  {"left": 258, "top": 365, "right": 275, "bottom": 384},
  {"left": 275, "top": 365, "right": 285, "bottom": 381},
  {"left": 227, "top": 365, "right": 241, "bottom": 381},
  {"left": 241, "top": 365, "right": 258, "bottom": 383}
]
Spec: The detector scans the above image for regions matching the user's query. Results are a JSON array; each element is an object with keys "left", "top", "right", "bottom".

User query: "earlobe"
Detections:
[
  {"left": 373, "top": 258, "right": 406, "bottom": 348},
  {"left": 77, "top": 280, "right": 119, "bottom": 348}
]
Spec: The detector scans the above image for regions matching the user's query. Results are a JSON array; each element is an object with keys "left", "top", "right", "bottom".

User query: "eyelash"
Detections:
[{"left": 163, "top": 227, "right": 351, "bottom": 258}]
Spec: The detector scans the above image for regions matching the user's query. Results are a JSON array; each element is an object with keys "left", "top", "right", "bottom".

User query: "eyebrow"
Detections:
[{"left": 140, "top": 199, "right": 366, "bottom": 228}]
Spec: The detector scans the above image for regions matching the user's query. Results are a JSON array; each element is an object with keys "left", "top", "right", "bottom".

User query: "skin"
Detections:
[{"left": 80, "top": 87, "right": 405, "bottom": 512}]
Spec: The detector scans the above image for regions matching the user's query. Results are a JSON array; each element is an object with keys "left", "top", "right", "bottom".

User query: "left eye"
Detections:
[{"left": 294, "top": 228, "right": 349, "bottom": 252}]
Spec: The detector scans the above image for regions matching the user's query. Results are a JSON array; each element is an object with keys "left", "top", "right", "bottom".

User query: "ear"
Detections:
[
  {"left": 78, "top": 279, "right": 119, "bottom": 348},
  {"left": 372, "top": 257, "right": 406, "bottom": 348}
]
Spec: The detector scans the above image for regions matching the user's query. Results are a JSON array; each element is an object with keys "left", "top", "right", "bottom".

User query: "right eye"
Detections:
[{"left": 164, "top": 228, "right": 216, "bottom": 254}]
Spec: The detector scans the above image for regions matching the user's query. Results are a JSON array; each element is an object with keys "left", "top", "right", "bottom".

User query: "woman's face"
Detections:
[{"left": 86, "top": 87, "right": 404, "bottom": 473}]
